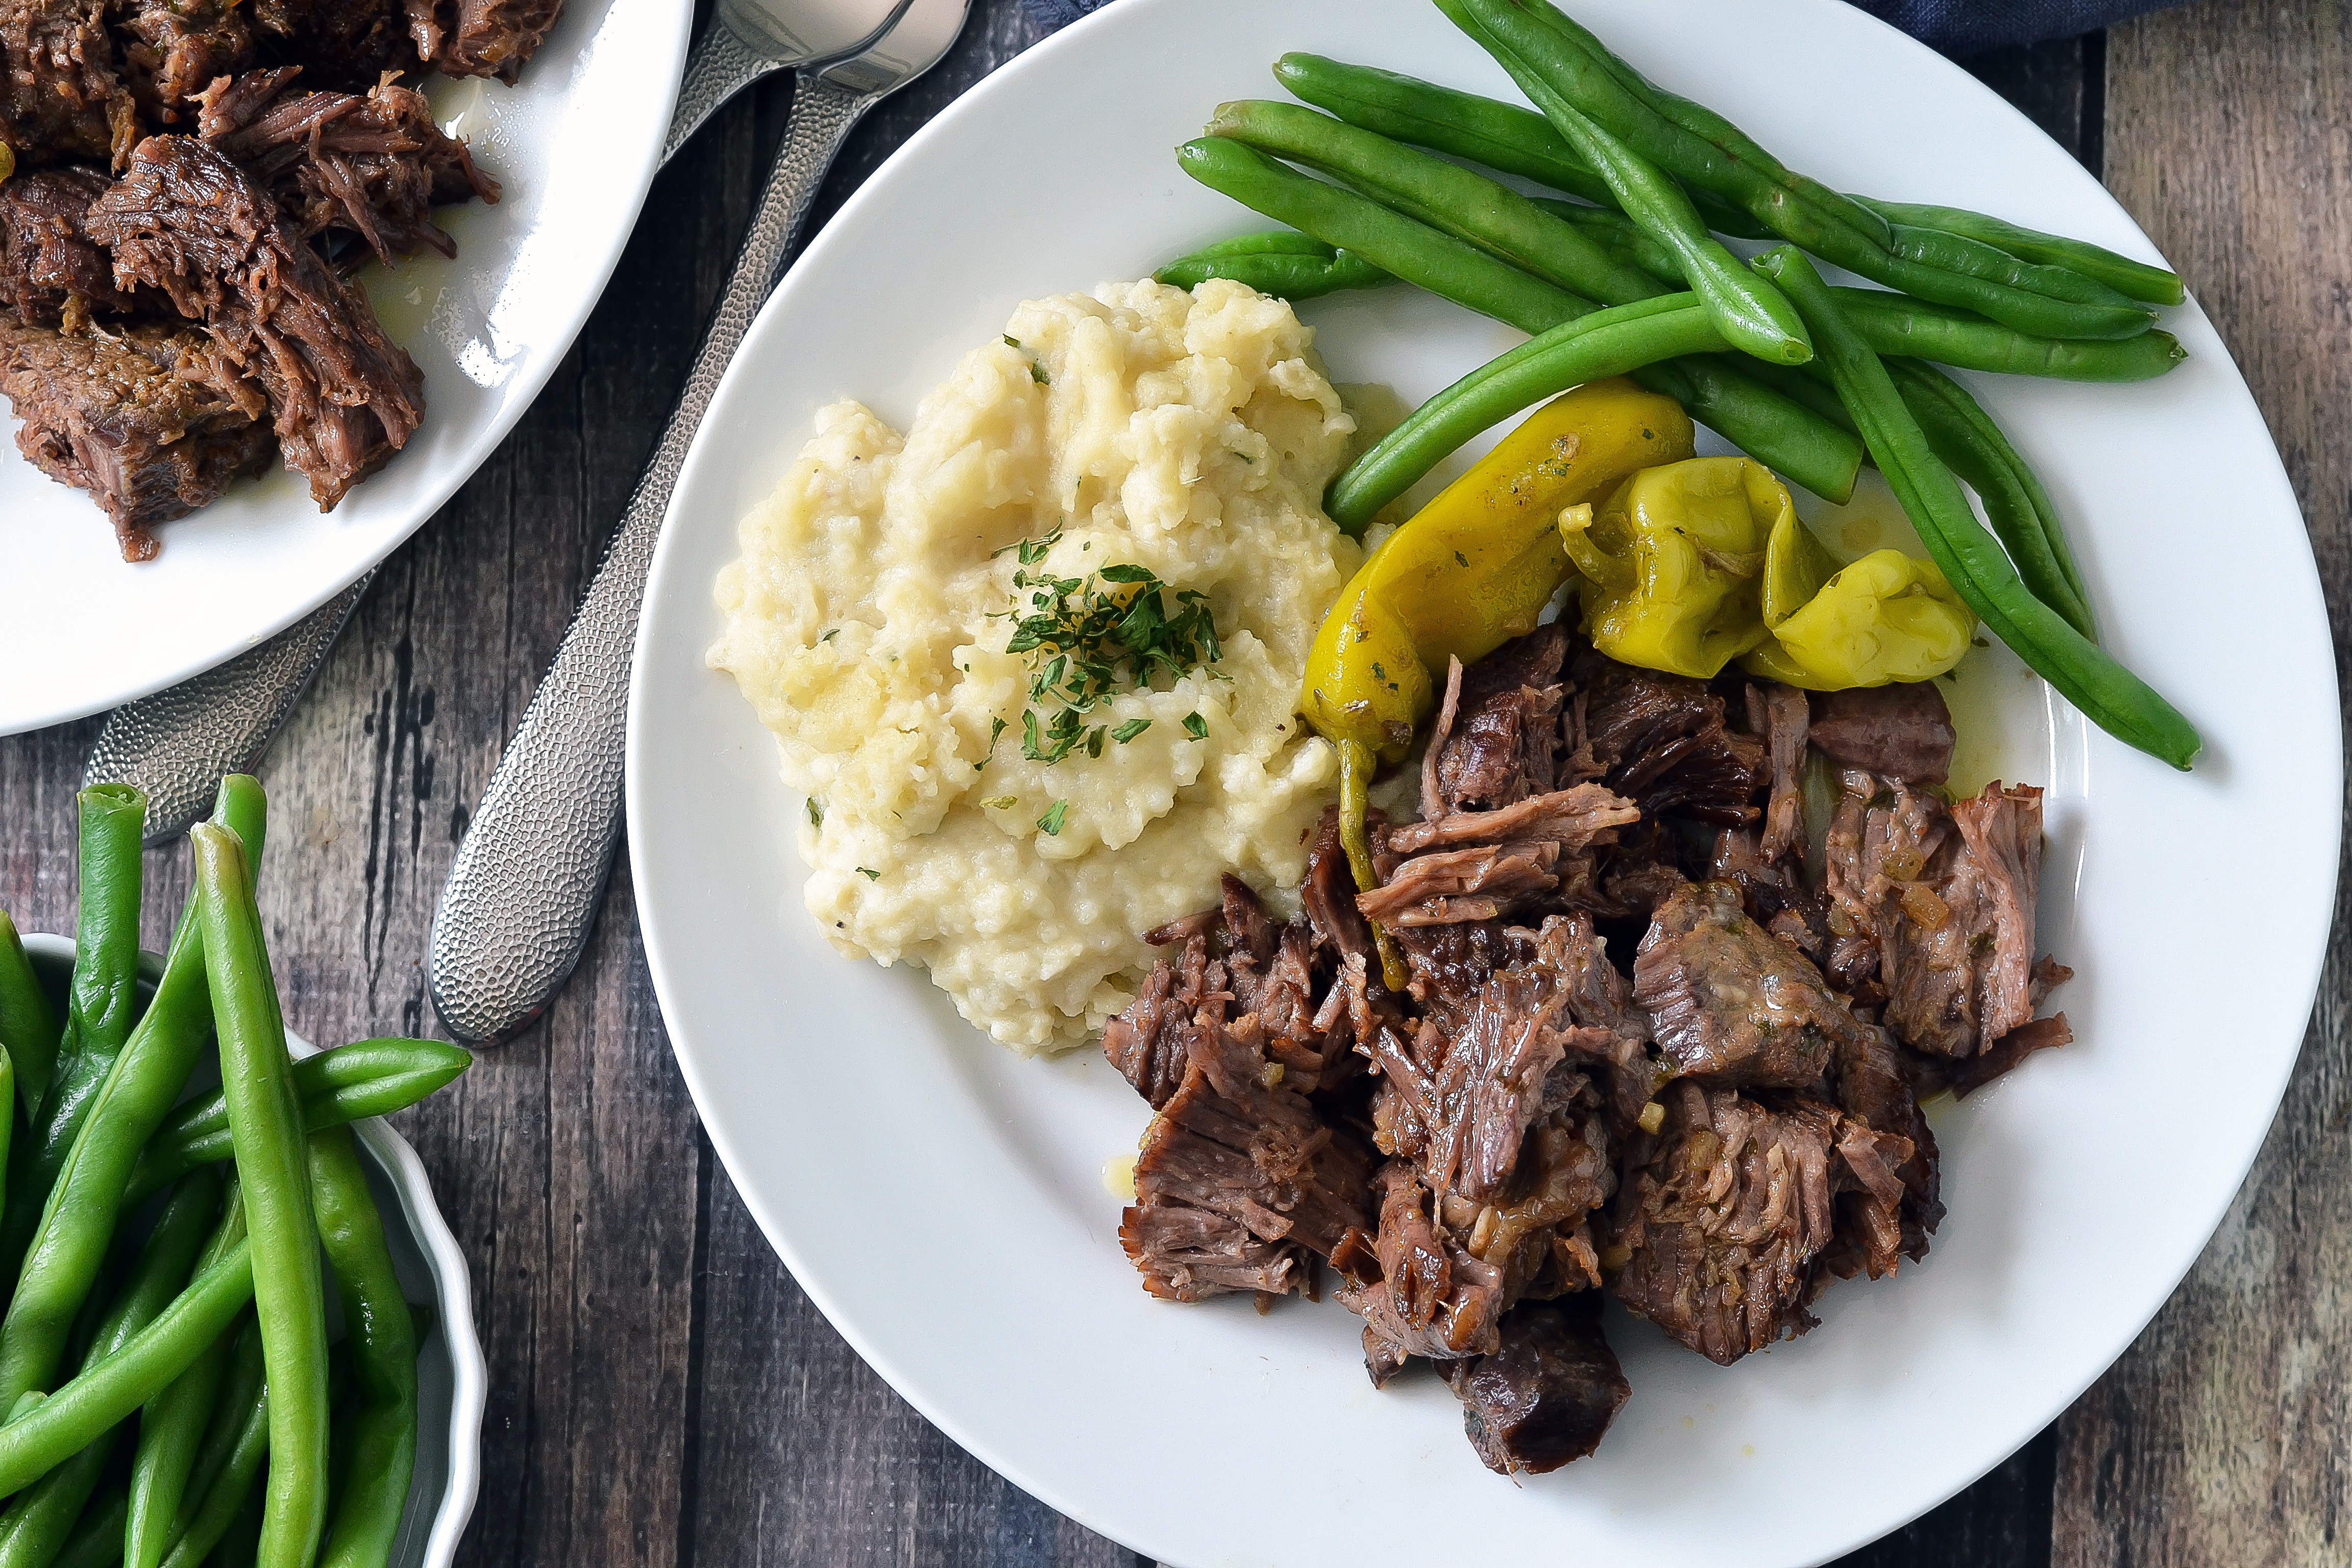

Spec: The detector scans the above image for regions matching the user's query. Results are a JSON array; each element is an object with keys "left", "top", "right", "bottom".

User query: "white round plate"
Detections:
[
  {"left": 625, "top": 2, "right": 2341, "bottom": 1563},
  {"left": 0, "top": 0, "right": 693, "bottom": 736},
  {"left": 20, "top": 937, "right": 487, "bottom": 1568}
]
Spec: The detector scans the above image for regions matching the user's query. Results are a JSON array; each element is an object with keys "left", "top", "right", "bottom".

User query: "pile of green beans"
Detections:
[
  {"left": 0, "top": 778, "right": 476, "bottom": 1568},
  {"left": 1155, "top": 3, "right": 2203, "bottom": 766}
]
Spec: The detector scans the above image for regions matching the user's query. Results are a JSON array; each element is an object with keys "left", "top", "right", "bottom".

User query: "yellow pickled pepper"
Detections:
[
  {"left": 1741, "top": 549, "right": 1976, "bottom": 688},
  {"left": 1301, "top": 377, "right": 1694, "bottom": 765}
]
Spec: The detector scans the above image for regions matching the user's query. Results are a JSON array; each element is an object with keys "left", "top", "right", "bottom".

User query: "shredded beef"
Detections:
[
  {"left": 1749, "top": 681, "right": 1810, "bottom": 864},
  {"left": 1428, "top": 625, "right": 1569, "bottom": 815},
  {"left": 1573, "top": 646, "right": 1766, "bottom": 823},
  {"left": 199, "top": 69, "right": 498, "bottom": 263},
  {"left": 252, "top": 0, "right": 415, "bottom": 91},
  {"left": 0, "top": 163, "right": 136, "bottom": 322},
  {"left": 1363, "top": 785, "right": 1640, "bottom": 929},
  {"left": 1633, "top": 880, "right": 1866, "bottom": 1089},
  {"left": 433, "top": 0, "right": 562, "bottom": 81},
  {"left": 1809, "top": 681, "right": 1956, "bottom": 786},
  {"left": 1, "top": 0, "right": 136, "bottom": 167},
  {"left": 1442, "top": 1295, "right": 1629, "bottom": 1475},
  {"left": 1119, "top": 1011, "right": 1376, "bottom": 1303},
  {"left": 1, "top": 310, "right": 273, "bottom": 557},
  {"left": 112, "top": 0, "right": 251, "bottom": 119},
  {"left": 86, "top": 134, "right": 426, "bottom": 509}
]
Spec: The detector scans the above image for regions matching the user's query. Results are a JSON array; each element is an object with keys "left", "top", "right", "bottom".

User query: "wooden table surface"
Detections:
[{"left": 3, "top": 0, "right": 2344, "bottom": 1561}]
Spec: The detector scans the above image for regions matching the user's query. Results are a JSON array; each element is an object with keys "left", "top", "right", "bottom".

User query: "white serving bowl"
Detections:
[{"left": 21, "top": 936, "right": 486, "bottom": 1568}]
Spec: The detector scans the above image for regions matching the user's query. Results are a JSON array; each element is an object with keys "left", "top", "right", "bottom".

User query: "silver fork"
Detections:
[
  {"left": 80, "top": 0, "right": 918, "bottom": 842},
  {"left": 426, "top": 0, "right": 973, "bottom": 1046}
]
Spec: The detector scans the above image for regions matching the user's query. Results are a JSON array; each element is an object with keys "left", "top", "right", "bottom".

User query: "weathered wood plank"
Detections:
[{"left": 2054, "top": 5, "right": 2352, "bottom": 1562}]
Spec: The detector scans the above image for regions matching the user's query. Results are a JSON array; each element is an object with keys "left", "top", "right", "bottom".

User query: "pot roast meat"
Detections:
[
  {"left": 113, "top": 0, "right": 251, "bottom": 119},
  {"left": 1632, "top": 880, "right": 1867, "bottom": 1090},
  {"left": 1825, "top": 773, "right": 2068, "bottom": 1060},
  {"left": 0, "top": 310, "right": 273, "bottom": 557},
  {"left": 199, "top": 69, "right": 499, "bottom": 263},
  {"left": 1428, "top": 625, "right": 1570, "bottom": 815},
  {"left": 250, "top": 0, "right": 414, "bottom": 91},
  {"left": 1808, "top": 681, "right": 1956, "bottom": 786},
  {"left": 1119, "top": 1010, "right": 1376, "bottom": 1304},
  {"left": 85, "top": 134, "right": 426, "bottom": 509},
  {"left": 1441, "top": 1295, "right": 1630, "bottom": 1476},
  {"left": 1363, "top": 785, "right": 1641, "bottom": 929},
  {"left": 0, "top": 0, "right": 136, "bottom": 167},
  {"left": 1825, "top": 1020, "right": 1942, "bottom": 1275},
  {"left": 0, "top": 164, "right": 137, "bottom": 323},
  {"left": 1749, "top": 681, "right": 1810, "bottom": 865},
  {"left": 1573, "top": 646, "right": 1767, "bottom": 824},
  {"left": 432, "top": 0, "right": 562, "bottom": 82},
  {"left": 1102, "top": 934, "right": 1208, "bottom": 1113},
  {"left": 1607, "top": 1083, "right": 1842, "bottom": 1365}
]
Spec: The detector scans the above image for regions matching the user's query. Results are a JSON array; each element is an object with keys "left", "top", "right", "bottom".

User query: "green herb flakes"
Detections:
[
  {"left": 1182, "top": 713, "right": 1209, "bottom": 741},
  {"left": 1037, "top": 800, "right": 1069, "bottom": 836},
  {"left": 981, "top": 796, "right": 1017, "bottom": 810},
  {"left": 1003, "top": 335, "right": 1022, "bottom": 349},
  {"left": 1031, "top": 362, "right": 1051, "bottom": 386},
  {"left": 856, "top": 867, "right": 881, "bottom": 881},
  {"left": 805, "top": 798, "right": 823, "bottom": 827},
  {"left": 819, "top": 627, "right": 839, "bottom": 643},
  {"left": 988, "top": 531, "right": 1226, "bottom": 767}
]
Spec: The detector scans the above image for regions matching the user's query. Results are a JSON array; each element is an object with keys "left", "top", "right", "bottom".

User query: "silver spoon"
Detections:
[
  {"left": 426, "top": 0, "right": 973, "bottom": 1045},
  {"left": 80, "top": 0, "right": 918, "bottom": 842}
]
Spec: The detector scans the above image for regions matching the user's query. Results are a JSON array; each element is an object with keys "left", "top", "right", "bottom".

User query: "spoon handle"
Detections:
[{"left": 428, "top": 76, "right": 874, "bottom": 1046}]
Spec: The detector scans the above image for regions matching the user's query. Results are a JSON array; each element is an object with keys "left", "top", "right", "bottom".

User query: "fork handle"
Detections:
[{"left": 428, "top": 75, "right": 875, "bottom": 1046}]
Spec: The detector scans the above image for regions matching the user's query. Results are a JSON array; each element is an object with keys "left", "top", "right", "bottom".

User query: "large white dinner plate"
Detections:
[
  {"left": 625, "top": 1, "right": 2342, "bottom": 1562},
  {"left": 0, "top": 0, "right": 692, "bottom": 735}
]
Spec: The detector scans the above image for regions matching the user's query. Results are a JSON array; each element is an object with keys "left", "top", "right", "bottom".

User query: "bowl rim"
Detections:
[{"left": 18, "top": 934, "right": 487, "bottom": 1568}]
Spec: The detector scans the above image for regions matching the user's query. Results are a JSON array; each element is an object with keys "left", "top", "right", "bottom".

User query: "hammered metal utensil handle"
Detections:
[
  {"left": 83, "top": 573, "right": 374, "bottom": 843},
  {"left": 428, "top": 76, "right": 875, "bottom": 1046},
  {"left": 664, "top": 21, "right": 787, "bottom": 168}
]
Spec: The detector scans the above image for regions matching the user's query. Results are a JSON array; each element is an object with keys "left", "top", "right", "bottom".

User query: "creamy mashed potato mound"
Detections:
[{"left": 709, "top": 279, "right": 1362, "bottom": 1052}]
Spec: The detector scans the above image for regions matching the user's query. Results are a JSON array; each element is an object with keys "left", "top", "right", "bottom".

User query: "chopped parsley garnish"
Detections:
[
  {"left": 819, "top": 627, "right": 839, "bottom": 643},
  {"left": 1030, "top": 362, "right": 1050, "bottom": 385},
  {"left": 855, "top": 867, "right": 880, "bottom": 881},
  {"left": 1182, "top": 713, "right": 1209, "bottom": 741},
  {"left": 1003, "top": 335, "right": 1021, "bottom": 349},
  {"left": 981, "top": 796, "right": 1017, "bottom": 810},
  {"left": 805, "top": 798, "right": 822, "bottom": 827},
  {"left": 989, "top": 530, "right": 1225, "bottom": 766},
  {"left": 1037, "top": 800, "right": 1069, "bottom": 836}
]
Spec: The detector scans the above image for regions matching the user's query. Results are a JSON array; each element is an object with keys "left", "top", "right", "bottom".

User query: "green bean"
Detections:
[
  {"left": 123, "top": 1040, "right": 472, "bottom": 1211},
  {"left": 0, "top": 915, "right": 60, "bottom": 1125},
  {"left": 1175, "top": 137, "right": 1591, "bottom": 330},
  {"left": 0, "top": 779, "right": 267, "bottom": 1418},
  {"left": 1328, "top": 292, "right": 1726, "bottom": 529},
  {"left": 1540, "top": 200, "right": 2186, "bottom": 383},
  {"left": 201, "top": 1484, "right": 263, "bottom": 1568},
  {"left": 126, "top": 1190, "right": 248, "bottom": 1568},
  {"left": 1485, "top": 80, "right": 1811, "bottom": 365},
  {"left": 1154, "top": 231, "right": 1392, "bottom": 299},
  {"left": 1446, "top": 0, "right": 2160, "bottom": 340},
  {"left": 153, "top": 1321, "right": 264, "bottom": 1568},
  {"left": 309, "top": 1129, "right": 414, "bottom": 1568},
  {"left": 1176, "top": 135, "right": 1862, "bottom": 503},
  {"left": 0, "top": 1431, "right": 114, "bottom": 1568},
  {"left": 1206, "top": 101, "right": 1660, "bottom": 307},
  {"left": 46, "top": 1485, "right": 119, "bottom": 1568},
  {"left": 1270, "top": 52, "right": 1770, "bottom": 238},
  {"left": 1890, "top": 358, "right": 2095, "bottom": 632},
  {"left": 21, "top": 789, "right": 149, "bottom": 1238},
  {"left": 0, "top": 1240, "right": 252, "bottom": 1498},
  {"left": 1857, "top": 197, "right": 2185, "bottom": 307},
  {"left": 1880, "top": 219, "right": 2147, "bottom": 315},
  {"left": 189, "top": 822, "right": 327, "bottom": 1568},
  {"left": 1757, "top": 247, "right": 2199, "bottom": 769}
]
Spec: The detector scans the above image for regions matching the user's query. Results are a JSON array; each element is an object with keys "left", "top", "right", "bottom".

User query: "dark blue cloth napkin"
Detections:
[{"left": 1019, "top": 0, "right": 2179, "bottom": 56}]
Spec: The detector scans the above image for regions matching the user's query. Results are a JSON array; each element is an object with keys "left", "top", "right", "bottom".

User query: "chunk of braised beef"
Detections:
[
  {"left": 1573, "top": 646, "right": 1767, "bottom": 823},
  {"left": 1362, "top": 785, "right": 1641, "bottom": 929},
  {"left": 1633, "top": 880, "right": 1867, "bottom": 1089},
  {"left": 251, "top": 0, "right": 415, "bottom": 91},
  {"left": 1, "top": 0, "right": 137, "bottom": 167},
  {"left": 1746, "top": 681, "right": 1810, "bottom": 864},
  {"left": 1525, "top": 913, "right": 1662, "bottom": 1132},
  {"left": 1338, "top": 1160, "right": 1508, "bottom": 1360},
  {"left": 1427, "top": 625, "right": 1569, "bottom": 815},
  {"left": 86, "top": 134, "right": 427, "bottom": 509},
  {"left": 1607, "top": 1083, "right": 1842, "bottom": 1364},
  {"left": 1441, "top": 1295, "right": 1629, "bottom": 1475},
  {"left": 199, "top": 70, "right": 500, "bottom": 263},
  {"left": 0, "top": 164, "right": 137, "bottom": 323},
  {"left": 1809, "top": 682, "right": 1957, "bottom": 786},
  {"left": 0, "top": 311, "right": 274, "bottom": 557},
  {"left": 1102, "top": 935, "right": 1208, "bottom": 1112},
  {"left": 433, "top": 0, "right": 563, "bottom": 82},
  {"left": 1120, "top": 1012, "right": 1376, "bottom": 1303},
  {"left": 113, "top": 0, "right": 252, "bottom": 119},
  {"left": 1828, "top": 1020, "right": 1942, "bottom": 1270}
]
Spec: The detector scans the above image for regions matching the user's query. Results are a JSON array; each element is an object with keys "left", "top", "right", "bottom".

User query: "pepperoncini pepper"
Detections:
[
  {"left": 1300, "top": 378, "right": 1693, "bottom": 985},
  {"left": 1558, "top": 455, "right": 1793, "bottom": 679},
  {"left": 1740, "top": 549, "right": 1976, "bottom": 688}
]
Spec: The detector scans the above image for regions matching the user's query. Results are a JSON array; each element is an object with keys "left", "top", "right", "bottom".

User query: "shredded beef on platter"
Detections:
[{"left": 1096, "top": 624, "right": 2074, "bottom": 1474}]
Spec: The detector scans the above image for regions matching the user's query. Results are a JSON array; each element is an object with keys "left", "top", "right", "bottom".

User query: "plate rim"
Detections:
[
  {"left": 627, "top": 0, "right": 2343, "bottom": 1560},
  {"left": 0, "top": 0, "right": 696, "bottom": 737}
]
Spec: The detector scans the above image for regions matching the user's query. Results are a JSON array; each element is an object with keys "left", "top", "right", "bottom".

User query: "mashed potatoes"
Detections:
[{"left": 709, "top": 279, "right": 1363, "bottom": 1052}]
